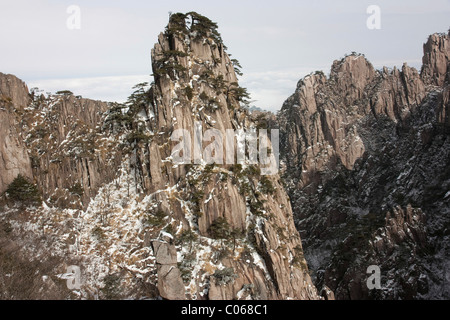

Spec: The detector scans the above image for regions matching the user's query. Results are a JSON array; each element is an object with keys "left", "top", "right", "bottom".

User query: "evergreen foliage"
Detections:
[
  {"left": 5, "top": 175, "right": 41, "bottom": 205},
  {"left": 55, "top": 90, "right": 73, "bottom": 96},
  {"left": 213, "top": 267, "right": 237, "bottom": 285},
  {"left": 209, "top": 216, "right": 232, "bottom": 240}
]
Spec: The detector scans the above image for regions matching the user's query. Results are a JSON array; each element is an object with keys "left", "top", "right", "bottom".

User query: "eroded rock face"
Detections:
[
  {"left": 0, "top": 73, "right": 33, "bottom": 194},
  {"left": 24, "top": 95, "right": 117, "bottom": 208},
  {"left": 134, "top": 13, "right": 319, "bottom": 300},
  {"left": 440, "top": 84, "right": 450, "bottom": 125},
  {"left": 0, "top": 72, "right": 30, "bottom": 110},
  {"left": 1, "top": 70, "right": 117, "bottom": 207},
  {"left": 421, "top": 31, "right": 450, "bottom": 86},
  {"left": 279, "top": 53, "right": 430, "bottom": 194},
  {"left": 279, "top": 32, "right": 450, "bottom": 299},
  {"left": 0, "top": 110, "right": 33, "bottom": 194},
  {"left": 152, "top": 240, "right": 186, "bottom": 300}
]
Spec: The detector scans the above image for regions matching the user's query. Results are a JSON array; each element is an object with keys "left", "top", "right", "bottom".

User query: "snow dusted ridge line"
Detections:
[{"left": 170, "top": 121, "right": 280, "bottom": 175}]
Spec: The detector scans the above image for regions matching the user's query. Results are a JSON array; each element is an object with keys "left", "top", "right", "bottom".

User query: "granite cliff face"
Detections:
[
  {"left": 0, "top": 13, "right": 319, "bottom": 300},
  {"left": 422, "top": 33, "right": 449, "bottom": 87},
  {"left": 279, "top": 31, "right": 450, "bottom": 299},
  {"left": 0, "top": 73, "right": 33, "bottom": 195},
  {"left": 279, "top": 51, "right": 428, "bottom": 193}
]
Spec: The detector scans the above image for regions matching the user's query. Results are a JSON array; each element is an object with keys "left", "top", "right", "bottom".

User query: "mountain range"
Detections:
[{"left": 0, "top": 12, "right": 448, "bottom": 300}]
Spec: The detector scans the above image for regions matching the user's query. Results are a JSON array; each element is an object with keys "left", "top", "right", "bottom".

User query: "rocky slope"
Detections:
[
  {"left": 278, "top": 31, "right": 449, "bottom": 299},
  {"left": 0, "top": 12, "right": 319, "bottom": 300}
]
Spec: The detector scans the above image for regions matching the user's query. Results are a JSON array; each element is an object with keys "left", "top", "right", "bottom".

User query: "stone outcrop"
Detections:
[
  {"left": 152, "top": 239, "right": 186, "bottom": 300},
  {"left": 130, "top": 12, "right": 320, "bottom": 300},
  {"left": 421, "top": 31, "right": 449, "bottom": 86},
  {"left": 0, "top": 73, "right": 33, "bottom": 194},
  {"left": 22, "top": 94, "right": 118, "bottom": 208},
  {"left": 371, "top": 206, "right": 427, "bottom": 256},
  {"left": 0, "top": 110, "right": 33, "bottom": 194},
  {"left": 0, "top": 72, "right": 31, "bottom": 110}
]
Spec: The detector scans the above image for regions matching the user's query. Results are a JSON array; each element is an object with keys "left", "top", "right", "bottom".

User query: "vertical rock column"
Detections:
[
  {"left": 0, "top": 73, "right": 33, "bottom": 194},
  {"left": 151, "top": 239, "right": 186, "bottom": 300}
]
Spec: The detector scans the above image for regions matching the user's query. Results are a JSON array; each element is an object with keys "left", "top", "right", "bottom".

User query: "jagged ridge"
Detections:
[{"left": 278, "top": 31, "right": 449, "bottom": 299}]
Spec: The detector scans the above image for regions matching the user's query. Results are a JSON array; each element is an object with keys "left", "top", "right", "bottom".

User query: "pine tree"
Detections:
[{"left": 5, "top": 175, "right": 41, "bottom": 206}]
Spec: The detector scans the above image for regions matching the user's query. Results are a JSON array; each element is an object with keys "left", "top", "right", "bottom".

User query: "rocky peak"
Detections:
[
  {"left": 0, "top": 72, "right": 31, "bottom": 111},
  {"left": 421, "top": 31, "right": 449, "bottom": 86},
  {"left": 149, "top": 12, "right": 241, "bottom": 132},
  {"left": 279, "top": 45, "right": 433, "bottom": 193},
  {"left": 156, "top": 12, "right": 236, "bottom": 81},
  {"left": 329, "top": 54, "right": 376, "bottom": 105},
  {"left": 278, "top": 55, "right": 377, "bottom": 191},
  {"left": 135, "top": 12, "right": 321, "bottom": 300}
]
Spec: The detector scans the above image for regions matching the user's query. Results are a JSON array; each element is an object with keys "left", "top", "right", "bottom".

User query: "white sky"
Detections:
[{"left": 0, "top": 0, "right": 449, "bottom": 112}]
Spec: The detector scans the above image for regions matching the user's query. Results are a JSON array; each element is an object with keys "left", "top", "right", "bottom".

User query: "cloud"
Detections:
[
  {"left": 240, "top": 66, "right": 328, "bottom": 112},
  {"left": 2, "top": 0, "right": 449, "bottom": 112},
  {"left": 25, "top": 56, "right": 425, "bottom": 114},
  {"left": 239, "top": 57, "right": 424, "bottom": 113},
  {"left": 27, "top": 68, "right": 317, "bottom": 113},
  {"left": 28, "top": 74, "right": 151, "bottom": 103}
]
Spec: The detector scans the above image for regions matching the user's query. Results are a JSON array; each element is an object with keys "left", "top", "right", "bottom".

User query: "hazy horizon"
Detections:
[{"left": 1, "top": 0, "right": 449, "bottom": 112}]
